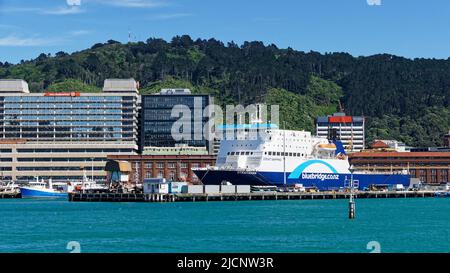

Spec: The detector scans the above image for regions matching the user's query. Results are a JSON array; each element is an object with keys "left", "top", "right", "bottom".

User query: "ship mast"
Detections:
[{"left": 283, "top": 122, "right": 286, "bottom": 186}]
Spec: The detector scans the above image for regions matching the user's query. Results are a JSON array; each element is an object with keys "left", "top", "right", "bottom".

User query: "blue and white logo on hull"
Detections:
[{"left": 288, "top": 160, "right": 338, "bottom": 179}]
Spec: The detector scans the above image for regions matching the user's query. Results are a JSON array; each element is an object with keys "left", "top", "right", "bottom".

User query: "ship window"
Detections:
[
  {"left": 276, "top": 152, "right": 280, "bottom": 156},
  {"left": 245, "top": 152, "right": 250, "bottom": 155},
  {"left": 289, "top": 152, "right": 293, "bottom": 156}
]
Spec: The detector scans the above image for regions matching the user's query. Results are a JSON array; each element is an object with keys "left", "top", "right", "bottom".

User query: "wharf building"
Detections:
[
  {"left": 107, "top": 154, "right": 216, "bottom": 185},
  {"left": 0, "top": 79, "right": 139, "bottom": 182},
  {"left": 316, "top": 112, "right": 365, "bottom": 152},
  {"left": 349, "top": 151, "right": 450, "bottom": 184},
  {"left": 140, "top": 88, "right": 214, "bottom": 154}
]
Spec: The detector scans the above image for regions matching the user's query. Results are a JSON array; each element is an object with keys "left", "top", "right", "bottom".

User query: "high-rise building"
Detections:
[
  {"left": 140, "top": 89, "right": 214, "bottom": 154},
  {"left": 316, "top": 112, "right": 365, "bottom": 152},
  {"left": 0, "top": 79, "right": 139, "bottom": 182}
]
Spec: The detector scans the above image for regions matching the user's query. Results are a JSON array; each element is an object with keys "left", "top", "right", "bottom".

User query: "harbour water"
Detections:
[{"left": 0, "top": 198, "right": 449, "bottom": 253}]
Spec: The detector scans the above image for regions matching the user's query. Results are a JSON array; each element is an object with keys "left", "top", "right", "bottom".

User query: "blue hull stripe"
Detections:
[{"left": 193, "top": 170, "right": 410, "bottom": 191}]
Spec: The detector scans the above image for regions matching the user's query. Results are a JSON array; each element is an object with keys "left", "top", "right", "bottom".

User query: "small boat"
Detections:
[
  {"left": 0, "top": 181, "right": 20, "bottom": 195},
  {"left": 317, "top": 143, "right": 337, "bottom": 151},
  {"left": 20, "top": 177, "right": 68, "bottom": 198},
  {"left": 73, "top": 170, "right": 109, "bottom": 193}
]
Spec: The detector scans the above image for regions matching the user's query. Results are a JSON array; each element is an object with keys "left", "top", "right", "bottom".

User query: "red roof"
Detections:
[
  {"left": 370, "top": 141, "right": 390, "bottom": 149},
  {"left": 350, "top": 152, "right": 450, "bottom": 158}
]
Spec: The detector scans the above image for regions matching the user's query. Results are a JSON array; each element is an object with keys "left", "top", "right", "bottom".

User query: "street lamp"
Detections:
[{"left": 348, "top": 164, "right": 356, "bottom": 219}]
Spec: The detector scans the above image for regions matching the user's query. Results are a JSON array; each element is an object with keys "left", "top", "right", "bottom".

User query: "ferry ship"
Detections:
[{"left": 193, "top": 124, "right": 411, "bottom": 191}]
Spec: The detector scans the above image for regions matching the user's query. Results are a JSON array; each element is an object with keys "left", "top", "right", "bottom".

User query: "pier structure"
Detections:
[
  {"left": 69, "top": 190, "right": 437, "bottom": 203},
  {"left": 0, "top": 192, "right": 21, "bottom": 198}
]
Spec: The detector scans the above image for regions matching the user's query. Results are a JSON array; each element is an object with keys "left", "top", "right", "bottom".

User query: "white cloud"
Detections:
[
  {"left": 99, "top": 0, "right": 165, "bottom": 8},
  {"left": 70, "top": 30, "right": 92, "bottom": 36},
  {"left": 0, "top": 30, "right": 91, "bottom": 47},
  {"left": 1, "top": 5, "right": 84, "bottom": 15},
  {"left": 43, "top": 6, "right": 84, "bottom": 15},
  {"left": 1, "top": 0, "right": 164, "bottom": 16},
  {"left": 0, "top": 35, "right": 61, "bottom": 47},
  {"left": 151, "top": 13, "right": 192, "bottom": 20},
  {"left": 0, "top": 7, "right": 42, "bottom": 13}
]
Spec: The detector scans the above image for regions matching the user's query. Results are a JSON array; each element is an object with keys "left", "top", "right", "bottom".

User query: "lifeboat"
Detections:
[{"left": 317, "top": 143, "right": 336, "bottom": 151}]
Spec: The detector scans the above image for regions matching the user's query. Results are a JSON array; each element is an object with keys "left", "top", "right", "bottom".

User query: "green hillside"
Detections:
[{"left": 0, "top": 35, "right": 448, "bottom": 147}]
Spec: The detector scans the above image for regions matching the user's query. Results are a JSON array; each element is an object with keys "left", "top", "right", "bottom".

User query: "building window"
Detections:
[
  {"left": 191, "top": 163, "right": 200, "bottom": 168},
  {"left": 145, "top": 163, "right": 152, "bottom": 169},
  {"left": 419, "top": 169, "right": 426, "bottom": 182},
  {"left": 169, "top": 171, "right": 176, "bottom": 181},
  {"left": 145, "top": 172, "right": 153, "bottom": 179},
  {"left": 441, "top": 170, "right": 448, "bottom": 182},
  {"left": 180, "top": 163, "right": 188, "bottom": 168},
  {"left": 156, "top": 162, "right": 164, "bottom": 169},
  {"left": 157, "top": 171, "right": 164, "bottom": 178},
  {"left": 168, "top": 162, "right": 176, "bottom": 169}
]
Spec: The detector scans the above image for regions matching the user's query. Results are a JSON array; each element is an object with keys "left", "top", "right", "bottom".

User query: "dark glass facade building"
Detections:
[{"left": 140, "top": 93, "right": 213, "bottom": 153}]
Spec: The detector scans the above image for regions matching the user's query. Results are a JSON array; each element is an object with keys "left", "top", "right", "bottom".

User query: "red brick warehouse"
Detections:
[
  {"left": 107, "top": 154, "right": 216, "bottom": 184},
  {"left": 349, "top": 152, "right": 450, "bottom": 184}
]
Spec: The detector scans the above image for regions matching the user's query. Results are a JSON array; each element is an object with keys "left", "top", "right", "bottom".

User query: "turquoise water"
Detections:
[{"left": 0, "top": 198, "right": 449, "bottom": 253}]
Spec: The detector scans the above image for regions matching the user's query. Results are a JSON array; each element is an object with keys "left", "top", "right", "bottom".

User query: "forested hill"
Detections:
[{"left": 0, "top": 35, "right": 449, "bottom": 147}]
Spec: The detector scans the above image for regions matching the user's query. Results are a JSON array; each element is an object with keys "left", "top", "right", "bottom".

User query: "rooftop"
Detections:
[
  {"left": 102, "top": 78, "right": 139, "bottom": 93},
  {"left": 0, "top": 79, "right": 29, "bottom": 93}
]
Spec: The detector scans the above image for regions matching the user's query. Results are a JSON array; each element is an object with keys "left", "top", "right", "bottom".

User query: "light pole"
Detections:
[
  {"left": 348, "top": 164, "right": 356, "bottom": 219},
  {"left": 91, "top": 158, "right": 94, "bottom": 182}
]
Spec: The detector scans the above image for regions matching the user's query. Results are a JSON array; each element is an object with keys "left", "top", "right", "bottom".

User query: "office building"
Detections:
[
  {"left": 0, "top": 78, "right": 139, "bottom": 182},
  {"left": 140, "top": 89, "right": 214, "bottom": 154},
  {"left": 316, "top": 112, "right": 365, "bottom": 152}
]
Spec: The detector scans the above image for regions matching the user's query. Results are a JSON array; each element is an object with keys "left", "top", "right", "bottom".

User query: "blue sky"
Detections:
[{"left": 0, "top": 0, "right": 449, "bottom": 63}]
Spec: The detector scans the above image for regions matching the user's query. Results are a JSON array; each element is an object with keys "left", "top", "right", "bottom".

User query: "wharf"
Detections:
[
  {"left": 68, "top": 190, "right": 437, "bottom": 203},
  {"left": 0, "top": 192, "right": 21, "bottom": 199}
]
